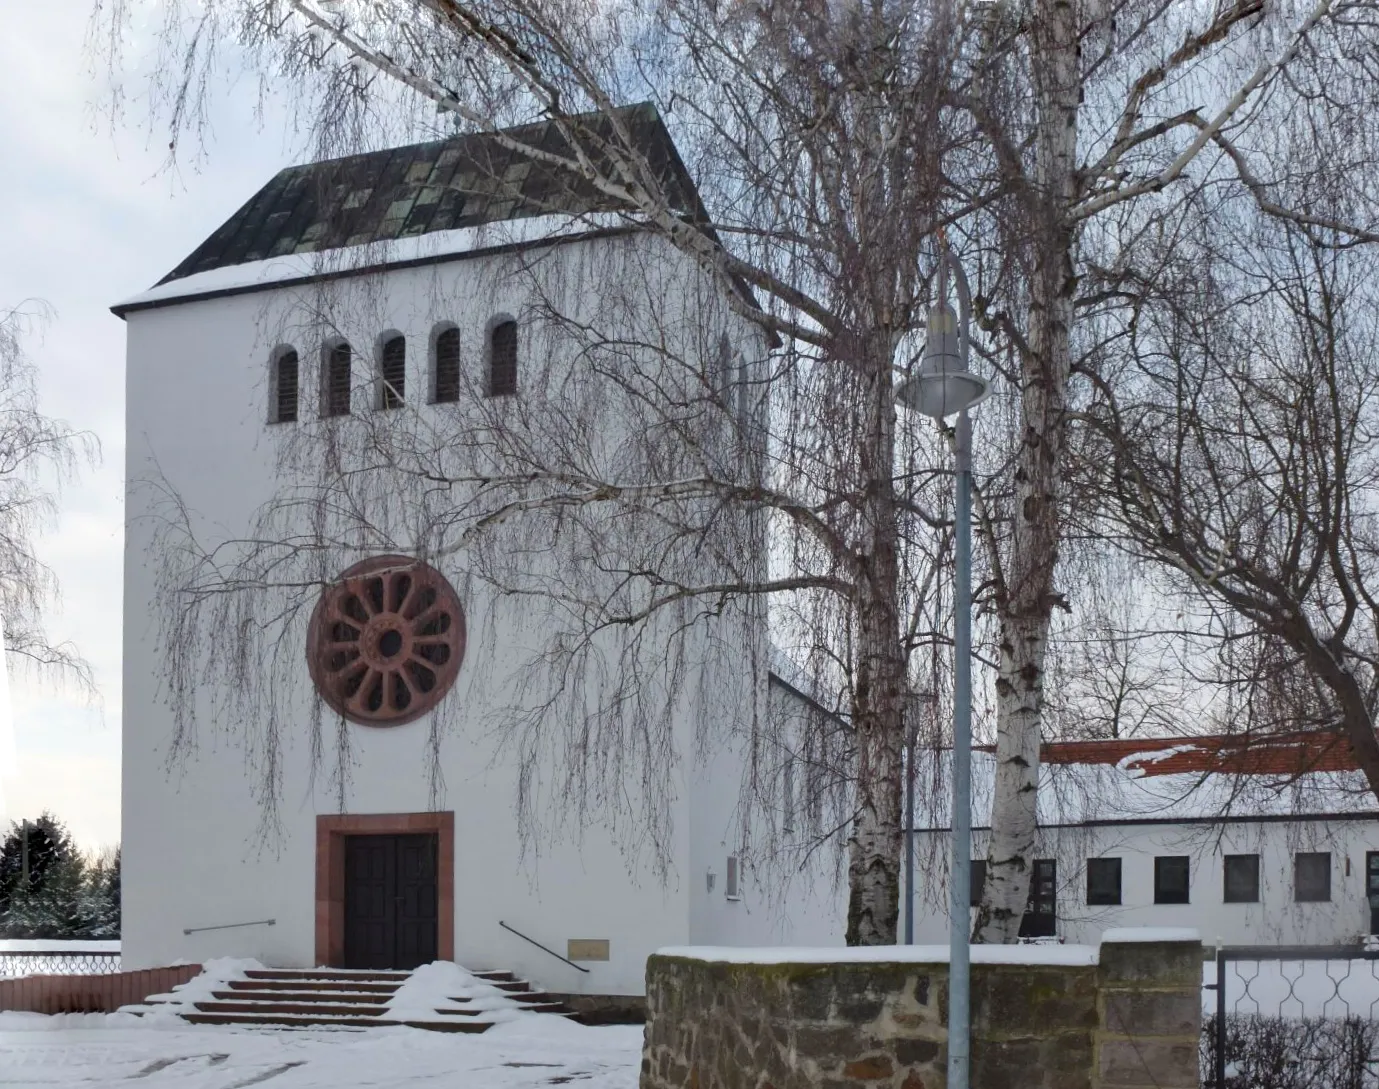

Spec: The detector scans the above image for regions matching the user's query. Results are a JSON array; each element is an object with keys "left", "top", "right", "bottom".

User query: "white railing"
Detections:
[{"left": 0, "top": 949, "right": 122, "bottom": 978}]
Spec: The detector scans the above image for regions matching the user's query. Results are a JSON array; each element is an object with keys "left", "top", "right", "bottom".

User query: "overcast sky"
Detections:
[{"left": 0, "top": 8, "right": 301, "bottom": 850}]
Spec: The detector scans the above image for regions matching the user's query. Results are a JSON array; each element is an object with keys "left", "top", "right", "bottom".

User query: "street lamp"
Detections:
[{"left": 896, "top": 244, "right": 987, "bottom": 1089}]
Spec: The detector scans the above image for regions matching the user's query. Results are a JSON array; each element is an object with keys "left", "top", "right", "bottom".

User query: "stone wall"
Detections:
[
  {"left": 548, "top": 992, "right": 647, "bottom": 1025},
  {"left": 0, "top": 964, "right": 203, "bottom": 1015},
  {"left": 641, "top": 934, "right": 1200, "bottom": 1089}
]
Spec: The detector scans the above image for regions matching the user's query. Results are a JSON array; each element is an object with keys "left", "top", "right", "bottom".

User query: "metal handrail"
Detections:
[
  {"left": 183, "top": 918, "right": 276, "bottom": 936},
  {"left": 498, "top": 920, "right": 590, "bottom": 973}
]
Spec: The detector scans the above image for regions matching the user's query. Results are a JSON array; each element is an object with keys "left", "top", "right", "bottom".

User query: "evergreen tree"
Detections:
[
  {"left": 0, "top": 814, "right": 74, "bottom": 905},
  {"left": 4, "top": 853, "right": 87, "bottom": 939},
  {"left": 81, "top": 847, "right": 121, "bottom": 939},
  {"left": 0, "top": 819, "right": 121, "bottom": 939},
  {"left": 105, "top": 847, "right": 121, "bottom": 937}
]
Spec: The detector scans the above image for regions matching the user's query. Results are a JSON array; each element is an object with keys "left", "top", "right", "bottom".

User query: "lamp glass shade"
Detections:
[{"left": 896, "top": 303, "right": 989, "bottom": 419}]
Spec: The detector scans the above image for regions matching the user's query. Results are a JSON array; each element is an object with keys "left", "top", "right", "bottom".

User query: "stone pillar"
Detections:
[{"left": 1095, "top": 931, "right": 1202, "bottom": 1089}]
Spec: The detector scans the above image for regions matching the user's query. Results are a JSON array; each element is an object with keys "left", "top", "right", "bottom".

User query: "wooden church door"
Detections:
[{"left": 343, "top": 833, "right": 439, "bottom": 970}]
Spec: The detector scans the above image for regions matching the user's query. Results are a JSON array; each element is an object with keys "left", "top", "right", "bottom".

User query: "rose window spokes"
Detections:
[{"left": 307, "top": 555, "right": 466, "bottom": 726}]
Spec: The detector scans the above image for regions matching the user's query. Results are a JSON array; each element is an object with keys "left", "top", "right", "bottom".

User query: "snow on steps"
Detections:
[{"left": 122, "top": 959, "right": 579, "bottom": 1033}]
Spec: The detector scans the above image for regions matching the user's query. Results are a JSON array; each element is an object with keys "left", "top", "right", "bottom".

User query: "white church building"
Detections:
[
  {"left": 113, "top": 108, "right": 1379, "bottom": 1003},
  {"left": 114, "top": 107, "right": 844, "bottom": 1000}
]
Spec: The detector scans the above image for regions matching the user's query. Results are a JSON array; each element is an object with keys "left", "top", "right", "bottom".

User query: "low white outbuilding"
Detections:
[{"left": 905, "top": 733, "right": 1379, "bottom": 948}]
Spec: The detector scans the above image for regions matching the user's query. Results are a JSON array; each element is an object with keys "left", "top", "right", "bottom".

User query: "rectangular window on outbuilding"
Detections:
[
  {"left": 272, "top": 350, "right": 298, "bottom": 423},
  {"left": 379, "top": 335, "right": 405, "bottom": 409},
  {"left": 725, "top": 855, "right": 740, "bottom": 900},
  {"left": 324, "top": 342, "right": 352, "bottom": 417},
  {"left": 1295, "top": 852, "right": 1332, "bottom": 902},
  {"left": 1086, "top": 858, "right": 1122, "bottom": 906},
  {"left": 433, "top": 327, "right": 460, "bottom": 403},
  {"left": 969, "top": 859, "right": 987, "bottom": 908},
  {"left": 1154, "top": 856, "right": 1191, "bottom": 904},
  {"left": 1223, "top": 854, "right": 1260, "bottom": 903}
]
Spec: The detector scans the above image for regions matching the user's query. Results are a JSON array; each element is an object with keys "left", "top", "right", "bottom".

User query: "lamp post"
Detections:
[
  {"left": 896, "top": 244, "right": 988, "bottom": 1089},
  {"left": 905, "top": 705, "right": 916, "bottom": 945}
]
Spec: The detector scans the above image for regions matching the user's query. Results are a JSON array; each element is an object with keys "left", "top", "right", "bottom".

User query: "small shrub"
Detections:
[{"left": 1203, "top": 1013, "right": 1379, "bottom": 1088}]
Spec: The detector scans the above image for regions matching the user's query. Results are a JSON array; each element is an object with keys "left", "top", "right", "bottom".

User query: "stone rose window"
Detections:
[{"left": 307, "top": 555, "right": 466, "bottom": 726}]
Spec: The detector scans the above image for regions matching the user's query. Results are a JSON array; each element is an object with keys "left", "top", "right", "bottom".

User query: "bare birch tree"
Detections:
[
  {"left": 949, "top": 0, "right": 1379, "bottom": 941},
  {"left": 0, "top": 303, "right": 95, "bottom": 689},
  {"left": 1080, "top": 202, "right": 1379, "bottom": 804}
]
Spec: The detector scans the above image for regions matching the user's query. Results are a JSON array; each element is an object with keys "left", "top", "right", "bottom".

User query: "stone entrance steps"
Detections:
[{"left": 172, "top": 967, "right": 578, "bottom": 1032}]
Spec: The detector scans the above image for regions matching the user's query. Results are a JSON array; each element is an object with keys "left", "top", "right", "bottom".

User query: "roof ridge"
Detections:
[{"left": 261, "top": 102, "right": 660, "bottom": 177}]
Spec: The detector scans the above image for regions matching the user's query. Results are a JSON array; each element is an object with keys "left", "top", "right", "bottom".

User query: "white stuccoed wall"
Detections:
[
  {"left": 120, "top": 228, "right": 784, "bottom": 993},
  {"left": 907, "top": 817, "right": 1379, "bottom": 948},
  {"left": 686, "top": 676, "right": 848, "bottom": 948}
]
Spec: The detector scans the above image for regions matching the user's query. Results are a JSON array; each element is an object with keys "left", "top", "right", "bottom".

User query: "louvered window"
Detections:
[
  {"left": 272, "top": 350, "right": 299, "bottom": 423},
  {"left": 489, "top": 320, "right": 517, "bottom": 397},
  {"left": 781, "top": 757, "right": 795, "bottom": 835},
  {"left": 434, "top": 327, "right": 460, "bottom": 403},
  {"left": 324, "top": 342, "right": 352, "bottom": 417},
  {"left": 379, "top": 335, "right": 405, "bottom": 409}
]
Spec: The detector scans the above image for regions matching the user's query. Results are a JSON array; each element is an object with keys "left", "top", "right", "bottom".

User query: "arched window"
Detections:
[
  {"left": 488, "top": 319, "right": 518, "bottom": 397},
  {"left": 379, "top": 334, "right": 405, "bottom": 409},
  {"left": 271, "top": 348, "right": 299, "bottom": 424},
  {"left": 433, "top": 326, "right": 460, "bottom": 404},
  {"left": 323, "top": 342, "right": 352, "bottom": 417}
]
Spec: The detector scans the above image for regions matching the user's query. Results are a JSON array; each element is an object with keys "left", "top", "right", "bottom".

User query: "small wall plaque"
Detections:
[{"left": 567, "top": 938, "right": 610, "bottom": 962}]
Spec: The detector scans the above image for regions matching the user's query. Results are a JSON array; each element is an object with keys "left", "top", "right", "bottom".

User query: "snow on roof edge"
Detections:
[
  {"left": 655, "top": 944, "right": 1100, "bottom": 967},
  {"left": 1101, "top": 927, "right": 1201, "bottom": 945},
  {"left": 113, "top": 212, "right": 633, "bottom": 314}
]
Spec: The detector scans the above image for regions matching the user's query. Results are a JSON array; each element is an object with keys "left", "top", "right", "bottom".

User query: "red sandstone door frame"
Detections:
[{"left": 316, "top": 812, "right": 454, "bottom": 967}]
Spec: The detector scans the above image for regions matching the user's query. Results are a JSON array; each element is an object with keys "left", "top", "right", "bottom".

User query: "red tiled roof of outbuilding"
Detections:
[{"left": 1033, "top": 731, "right": 1362, "bottom": 779}]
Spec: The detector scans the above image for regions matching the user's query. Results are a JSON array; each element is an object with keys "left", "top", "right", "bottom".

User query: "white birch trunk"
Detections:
[
  {"left": 974, "top": 0, "right": 1080, "bottom": 944},
  {"left": 846, "top": 334, "right": 906, "bottom": 946}
]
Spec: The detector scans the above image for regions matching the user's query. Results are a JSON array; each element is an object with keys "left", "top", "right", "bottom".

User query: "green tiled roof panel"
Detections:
[{"left": 158, "top": 103, "right": 695, "bottom": 286}]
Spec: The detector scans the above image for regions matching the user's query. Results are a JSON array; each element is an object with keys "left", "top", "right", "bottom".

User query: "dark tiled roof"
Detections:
[{"left": 159, "top": 103, "right": 697, "bottom": 286}]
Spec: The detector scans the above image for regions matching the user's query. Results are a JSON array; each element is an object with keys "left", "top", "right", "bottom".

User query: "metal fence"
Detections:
[
  {"left": 1204, "top": 946, "right": 1379, "bottom": 1088},
  {"left": 0, "top": 950, "right": 122, "bottom": 978}
]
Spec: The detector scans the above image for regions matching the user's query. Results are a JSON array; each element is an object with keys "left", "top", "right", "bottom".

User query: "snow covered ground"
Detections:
[{"left": 0, "top": 1013, "right": 643, "bottom": 1088}]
